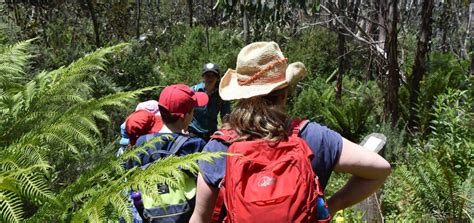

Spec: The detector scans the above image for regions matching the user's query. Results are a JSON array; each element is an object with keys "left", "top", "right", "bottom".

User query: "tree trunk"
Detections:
[
  {"left": 440, "top": 0, "right": 451, "bottom": 53},
  {"left": 467, "top": 0, "right": 474, "bottom": 65},
  {"left": 135, "top": 0, "right": 141, "bottom": 39},
  {"left": 384, "top": 0, "right": 400, "bottom": 126},
  {"left": 336, "top": 32, "right": 345, "bottom": 102},
  {"left": 336, "top": 1, "right": 347, "bottom": 102},
  {"left": 12, "top": 0, "right": 19, "bottom": 26},
  {"left": 86, "top": 0, "right": 101, "bottom": 47},
  {"left": 349, "top": 0, "right": 361, "bottom": 31},
  {"left": 464, "top": 0, "right": 474, "bottom": 63},
  {"left": 187, "top": 0, "right": 193, "bottom": 27},
  {"left": 407, "top": 0, "right": 435, "bottom": 129},
  {"left": 241, "top": 0, "right": 250, "bottom": 44},
  {"left": 377, "top": 0, "right": 386, "bottom": 54}
]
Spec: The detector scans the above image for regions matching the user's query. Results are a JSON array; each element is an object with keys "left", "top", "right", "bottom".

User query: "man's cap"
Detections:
[
  {"left": 202, "top": 63, "right": 220, "bottom": 76},
  {"left": 158, "top": 84, "right": 208, "bottom": 118}
]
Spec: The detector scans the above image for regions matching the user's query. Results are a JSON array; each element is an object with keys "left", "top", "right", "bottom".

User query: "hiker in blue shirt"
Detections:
[
  {"left": 190, "top": 42, "right": 391, "bottom": 223},
  {"left": 189, "top": 63, "right": 231, "bottom": 141}
]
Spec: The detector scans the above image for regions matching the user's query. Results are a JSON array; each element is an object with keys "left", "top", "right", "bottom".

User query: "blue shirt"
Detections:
[
  {"left": 189, "top": 82, "right": 231, "bottom": 135},
  {"left": 198, "top": 122, "right": 343, "bottom": 191},
  {"left": 134, "top": 132, "right": 207, "bottom": 167}
]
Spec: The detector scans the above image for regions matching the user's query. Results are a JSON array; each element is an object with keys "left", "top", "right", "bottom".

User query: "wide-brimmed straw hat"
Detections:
[{"left": 219, "top": 41, "right": 306, "bottom": 100}]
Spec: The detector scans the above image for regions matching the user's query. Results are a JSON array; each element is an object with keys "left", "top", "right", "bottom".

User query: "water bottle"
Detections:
[
  {"left": 131, "top": 191, "right": 143, "bottom": 207},
  {"left": 316, "top": 196, "right": 330, "bottom": 219},
  {"left": 131, "top": 191, "right": 146, "bottom": 220}
]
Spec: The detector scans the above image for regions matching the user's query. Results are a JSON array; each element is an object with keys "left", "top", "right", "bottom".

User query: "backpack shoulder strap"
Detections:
[
  {"left": 290, "top": 119, "right": 310, "bottom": 136},
  {"left": 169, "top": 135, "right": 190, "bottom": 155},
  {"left": 210, "top": 129, "right": 238, "bottom": 143},
  {"left": 145, "top": 133, "right": 154, "bottom": 142}
]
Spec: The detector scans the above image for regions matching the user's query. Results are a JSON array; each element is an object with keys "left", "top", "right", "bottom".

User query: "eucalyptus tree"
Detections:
[{"left": 216, "top": 0, "right": 321, "bottom": 42}]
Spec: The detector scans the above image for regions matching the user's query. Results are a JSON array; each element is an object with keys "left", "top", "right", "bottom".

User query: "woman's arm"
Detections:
[
  {"left": 190, "top": 173, "right": 219, "bottom": 223},
  {"left": 327, "top": 138, "right": 391, "bottom": 216}
]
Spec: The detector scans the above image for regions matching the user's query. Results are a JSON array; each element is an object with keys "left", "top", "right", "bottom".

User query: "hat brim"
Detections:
[
  {"left": 219, "top": 62, "right": 306, "bottom": 101},
  {"left": 194, "top": 92, "right": 209, "bottom": 107},
  {"left": 202, "top": 69, "right": 219, "bottom": 76}
]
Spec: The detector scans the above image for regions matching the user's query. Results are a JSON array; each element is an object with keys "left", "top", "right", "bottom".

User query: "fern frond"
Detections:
[
  {"left": 40, "top": 133, "right": 78, "bottom": 154},
  {"left": 0, "top": 38, "right": 35, "bottom": 78},
  {"left": 17, "top": 174, "right": 56, "bottom": 204},
  {"left": 109, "top": 193, "right": 132, "bottom": 223},
  {"left": 66, "top": 151, "right": 224, "bottom": 222},
  {"left": 0, "top": 191, "right": 24, "bottom": 223}
]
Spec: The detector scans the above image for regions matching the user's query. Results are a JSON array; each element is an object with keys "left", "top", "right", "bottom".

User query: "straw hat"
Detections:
[{"left": 219, "top": 41, "right": 306, "bottom": 100}]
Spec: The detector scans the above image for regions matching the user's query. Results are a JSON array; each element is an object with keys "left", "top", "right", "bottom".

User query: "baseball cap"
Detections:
[
  {"left": 125, "top": 110, "right": 162, "bottom": 145},
  {"left": 202, "top": 63, "right": 220, "bottom": 76},
  {"left": 158, "top": 84, "right": 209, "bottom": 118}
]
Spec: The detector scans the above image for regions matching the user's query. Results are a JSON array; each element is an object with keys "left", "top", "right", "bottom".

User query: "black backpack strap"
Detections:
[{"left": 169, "top": 135, "right": 190, "bottom": 155}]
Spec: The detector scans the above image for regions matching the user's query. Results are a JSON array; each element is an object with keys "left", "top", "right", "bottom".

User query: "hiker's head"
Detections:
[
  {"left": 158, "top": 84, "right": 208, "bottom": 127},
  {"left": 202, "top": 63, "right": 220, "bottom": 89},
  {"left": 125, "top": 110, "right": 162, "bottom": 145},
  {"left": 219, "top": 41, "right": 306, "bottom": 101},
  {"left": 223, "top": 88, "right": 290, "bottom": 142},
  {"left": 220, "top": 41, "right": 306, "bottom": 141}
]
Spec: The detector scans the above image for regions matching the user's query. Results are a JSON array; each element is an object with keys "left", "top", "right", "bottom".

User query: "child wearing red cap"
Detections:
[{"left": 130, "top": 84, "right": 209, "bottom": 222}]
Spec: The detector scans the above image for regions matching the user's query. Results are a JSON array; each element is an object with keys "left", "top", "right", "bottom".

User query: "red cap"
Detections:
[
  {"left": 158, "top": 84, "right": 208, "bottom": 118},
  {"left": 125, "top": 110, "right": 162, "bottom": 145}
]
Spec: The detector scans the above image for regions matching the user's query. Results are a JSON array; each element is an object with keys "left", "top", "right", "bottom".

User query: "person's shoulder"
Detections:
[
  {"left": 203, "top": 139, "right": 229, "bottom": 153},
  {"left": 135, "top": 133, "right": 155, "bottom": 146},
  {"left": 171, "top": 133, "right": 206, "bottom": 148},
  {"left": 303, "top": 121, "right": 333, "bottom": 133},
  {"left": 184, "top": 134, "right": 206, "bottom": 145},
  {"left": 300, "top": 121, "right": 342, "bottom": 141}
]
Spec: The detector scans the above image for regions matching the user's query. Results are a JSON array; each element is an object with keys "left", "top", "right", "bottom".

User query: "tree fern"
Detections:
[{"left": 0, "top": 39, "right": 164, "bottom": 222}]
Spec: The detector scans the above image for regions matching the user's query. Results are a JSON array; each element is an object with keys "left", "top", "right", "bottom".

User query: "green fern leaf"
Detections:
[{"left": 0, "top": 191, "right": 24, "bottom": 223}]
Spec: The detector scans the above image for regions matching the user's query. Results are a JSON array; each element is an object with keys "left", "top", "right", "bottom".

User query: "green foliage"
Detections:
[
  {"left": 393, "top": 89, "right": 473, "bottom": 221},
  {"left": 0, "top": 39, "right": 153, "bottom": 222},
  {"left": 290, "top": 77, "right": 380, "bottom": 141},
  {"left": 48, "top": 138, "right": 224, "bottom": 222},
  {"left": 400, "top": 52, "right": 470, "bottom": 133},
  {"left": 285, "top": 27, "right": 338, "bottom": 77},
  {"left": 0, "top": 39, "right": 225, "bottom": 222},
  {"left": 157, "top": 25, "right": 242, "bottom": 86}
]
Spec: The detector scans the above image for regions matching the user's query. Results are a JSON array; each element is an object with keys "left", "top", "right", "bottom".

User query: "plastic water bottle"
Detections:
[
  {"left": 316, "top": 196, "right": 330, "bottom": 219},
  {"left": 131, "top": 191, "right": 146, "bottom": 220},
  {"left": 131, "top": 191, "right": 143, "bottom": 207}
]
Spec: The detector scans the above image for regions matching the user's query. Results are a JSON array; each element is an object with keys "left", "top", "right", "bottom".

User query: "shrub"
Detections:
[{"left": 393, "top": 89, "right": 473, "bottom": 221}]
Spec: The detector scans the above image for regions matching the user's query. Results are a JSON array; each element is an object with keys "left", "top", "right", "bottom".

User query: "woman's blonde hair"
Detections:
[{"left": 223, "top": 88, "right": 289, "bottom": 142}]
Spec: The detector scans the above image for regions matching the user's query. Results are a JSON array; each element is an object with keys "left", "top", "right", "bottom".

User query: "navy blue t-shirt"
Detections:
[
  {"left": 198, "top": 122, "right": 343, "bottom": 191},
  {"left": 134, "top": 132, "right": 207, "bottom": 166}
]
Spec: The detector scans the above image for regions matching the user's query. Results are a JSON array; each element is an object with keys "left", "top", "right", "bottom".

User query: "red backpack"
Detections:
[{"left": 211, "top": 120, "right": 331, "bottom": 223}]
